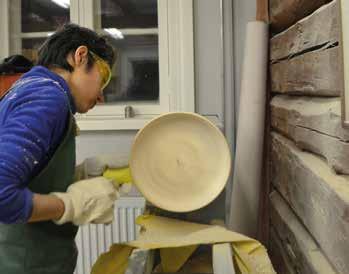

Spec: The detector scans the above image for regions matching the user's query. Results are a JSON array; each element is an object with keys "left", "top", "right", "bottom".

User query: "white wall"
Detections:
[
  {"left": 194, "top": 0, "right": 224, "bottom": 120},
  {"left": 76, "top": 130, "right": 135, "bottom": 163}
]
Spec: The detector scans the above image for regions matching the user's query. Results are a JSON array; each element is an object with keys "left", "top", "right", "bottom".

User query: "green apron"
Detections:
[{"left": 0, "top": 114, "right": 79, "bottom": 274}]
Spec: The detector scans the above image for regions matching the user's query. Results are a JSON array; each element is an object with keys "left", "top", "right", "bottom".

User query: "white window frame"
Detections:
[
  {"left": 0, "top": 0, "right": 10, "bottom": 57},
  {"left": 0, "top": 0, "right": 195, "bottom": 130}
]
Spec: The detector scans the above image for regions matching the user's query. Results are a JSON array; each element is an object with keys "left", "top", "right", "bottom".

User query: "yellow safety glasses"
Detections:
[{"left": 90, "top": 51, "right": 112, "bottom": 91}]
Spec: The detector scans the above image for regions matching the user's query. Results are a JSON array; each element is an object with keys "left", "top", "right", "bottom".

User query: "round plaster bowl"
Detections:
[{"left": 130, "top": 112, "right": 231, "bottom": 212}]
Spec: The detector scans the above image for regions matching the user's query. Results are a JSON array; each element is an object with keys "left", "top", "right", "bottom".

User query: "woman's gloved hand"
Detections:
[{"left": 51, "top": 176, "right": 119, "bottom": 225}]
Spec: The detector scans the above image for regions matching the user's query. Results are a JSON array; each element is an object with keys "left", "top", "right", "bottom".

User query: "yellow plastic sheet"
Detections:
[
  {"left": 160, "top": 245, "right": 198, "bottom": 272},
  {"left": 154, "top": 251, "right": 213, "bottom": 273},
  {"left": 103, "top": 167, "right": 132, "bottom": 188},
  {"left": 91, "top": 244, "right": 134, "bottom": 274},
  {"left": 91, "top": 215, "right": 276, "bottom": 274},
  {"left": 177, "top": 252, "right": 212, "bottom": 273}
]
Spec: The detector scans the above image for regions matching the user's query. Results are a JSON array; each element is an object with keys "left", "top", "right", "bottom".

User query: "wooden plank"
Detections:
[
  {"left": 271, "top": 95, "right": 349, "bottom": 141},
  {"left": 256, "top": 0, "right": 269, "bottom": 22},
  {"left": 340, "top": 0, "right": 349, "bottom": 127},
  {"left": 271, "top": 0, "right": 339, "bottom": 61},
  {"left": 212, "top": 243, "right": 235, "bottom": 274},
  {"left": 257, "top": 63, "right": 272, "bottom": 245},
  {"left": 271, "top": 132, "right": 349, "bottom": 274},
  {"left": 271, "top": 47, "right": 341, "bottom": 96},
  {"left": 269, "top": 228, "right": 297, "bottom": 274},
  {"left": 271, "top": 95, "right": 349, "bottom": 174},
  {"left": 270, "top": 0, "right": 332, "bottom": 33},
  {"left": 272, "top": 120, "right": 349, "bottom": 175},
  {"left": 270, "top": 191, "right": 337, "bottom": 274}
]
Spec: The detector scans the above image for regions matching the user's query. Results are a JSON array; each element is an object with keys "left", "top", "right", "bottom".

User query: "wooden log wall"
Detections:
[
  {"left": 270, "top": 0, "right": 331, "bottom": 33},
  {"left": 268, "top": 0, "right": 349, "bottom": 273},
  {"left": 270, "top": 192, "right": 336, "bottom": 274}
]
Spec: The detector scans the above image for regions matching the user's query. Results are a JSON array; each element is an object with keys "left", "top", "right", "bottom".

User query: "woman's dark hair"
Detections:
[{"left": 37, "top": 23, "right": 115, "bottom": 72}]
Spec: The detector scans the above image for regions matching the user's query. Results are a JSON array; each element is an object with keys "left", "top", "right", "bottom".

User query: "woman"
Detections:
[{"left": 0, "top": 24, "right": 120, "bottom": 273}]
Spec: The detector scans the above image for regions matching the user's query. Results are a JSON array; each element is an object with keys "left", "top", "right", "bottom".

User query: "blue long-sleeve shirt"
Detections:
[{"left": 0, "top": 66, "right": 76, "bottom": 223}]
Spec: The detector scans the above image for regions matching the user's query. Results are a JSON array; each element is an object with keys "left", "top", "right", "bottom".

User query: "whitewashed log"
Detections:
[
  {"left": 271, "top": 0, "right": 339, "bottom": 61},
  {"left": 270, "top": 0, "right": 332, "bottom": 33},
  {"left": 269, "top": 228, "right": 297, "bottom": 274},
  {"left": 271, "top": 96, "right": 349, "bottom": 141},
  {"left": 271, "top": 95, "right": 349, "bottom": 174},
  {"left": 271, "top": 132, "right": 349, "bottom": 274},
  {"left": 270, "top": 191, "right": 337, "bottom": 274},
  {"left": 271, "top": 47, "right": 341, "bottom": 96}
]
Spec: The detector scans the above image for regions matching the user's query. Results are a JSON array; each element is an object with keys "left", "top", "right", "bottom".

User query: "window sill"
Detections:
[
  {"left": 76, "top": 114, "right": 223, "bottom": 131},
  {"left": 76, "top": 115, "right": 154, "bottom": 131}
]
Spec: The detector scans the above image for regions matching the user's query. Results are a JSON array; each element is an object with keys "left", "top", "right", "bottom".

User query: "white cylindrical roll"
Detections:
[{"left": 229, "top": 21, "right": 269, "bottom": 237}]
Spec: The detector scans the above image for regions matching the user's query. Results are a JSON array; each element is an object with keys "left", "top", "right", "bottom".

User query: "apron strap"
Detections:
[{"left": 0, "top": 89, "right": 10, "bottom": 101}]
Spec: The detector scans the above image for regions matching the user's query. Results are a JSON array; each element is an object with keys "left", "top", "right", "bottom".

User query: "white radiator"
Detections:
[{"left": 74, "top": 197, "right": 146, "bottom": 274}]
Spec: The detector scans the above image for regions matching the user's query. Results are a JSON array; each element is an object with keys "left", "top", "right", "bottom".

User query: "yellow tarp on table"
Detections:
[{"left": 91, "top": 215, "right": 276, "bottom": 274}]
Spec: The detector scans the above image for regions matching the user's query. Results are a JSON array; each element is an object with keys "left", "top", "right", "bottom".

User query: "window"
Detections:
[
  {"left": 0, "top": 0, "right": 195, "bottom": 130},
  {"left": 9, "top": 0, "right": 71, "bottom": 59}
]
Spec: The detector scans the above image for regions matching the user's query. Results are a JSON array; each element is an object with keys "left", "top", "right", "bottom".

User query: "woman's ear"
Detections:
[{"left": 73, "top": 46, "right": 89, "bottom": 66}]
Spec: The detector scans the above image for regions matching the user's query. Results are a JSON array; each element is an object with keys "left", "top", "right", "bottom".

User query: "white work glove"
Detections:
[
  {"left": 76, "top": 153, "right": 129, "bottom": 179},
  {"left": 74, "top": 153, "right": 132, "bottom": 196},
  {"left": 51, "top": 176, "right": 119, "bottom": 225}
]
